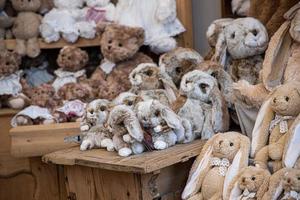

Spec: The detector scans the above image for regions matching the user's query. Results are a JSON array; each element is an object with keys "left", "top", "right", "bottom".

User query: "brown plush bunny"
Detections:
[
  {"left": 227, "top": 166, "right": 271, "bottom": 200},
  {"left": 262, "top": 168, "right": 300, "bottom": 200},
  {"left": 11, "top": 0, "right": 42, "bottom": 58},
  {"left": 182, "top": 132, "right": 250, "bottom": 200},
  {"left": 252, "top": 82, "right": 300, "bottom": 172},
  {"left": 90, "top": 24, "right": 153, "bottom": 100}
]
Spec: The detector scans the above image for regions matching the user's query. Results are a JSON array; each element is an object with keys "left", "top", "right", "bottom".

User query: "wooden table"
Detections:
[{"left": 43, "top": 140, "right": 205, "bottom": 200}]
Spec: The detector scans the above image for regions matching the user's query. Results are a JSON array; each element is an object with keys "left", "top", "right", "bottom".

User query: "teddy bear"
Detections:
[
  {"left": 135, "top": 99, "right": 186, "bottom": 150},
  {"left": 11, "top": 0, "right": 42, "bottom": 58},
  {"left": 129, "top": 63, "right": 178, "bottom": 105},
  {"left": 262, "top": 168, "right": 300, "bottom": 200},
  {"left": 182, "top": 132, "right": 250, "bottom": 200},
  {"left": 177, "top": 70, "right": 230, "bottom": 142},
  {"left": 0, "top": 0, "right": 14, "bottom": 39},
  {"left": 249, "top": 0, "right": 298, "bottom": 37},
  {"left": 114, "top": 0, "right": 185, "bottom": 54},
  {"left": 0, "top": 47, "right": 29, "bottom": 109},
  {"left": 90, "top": 24, "right": 153, "bottom": 100},
  {"left": 227, "top": 166, "right": 271, "bottom": 200},
  {"left": 231, "top": 0, "right": 250, "bottom": 16},
  {"left": 108, "top": 105, "right": 145, "bottom": 157},
  {"left": 158, "top": 47, "right": 203, "bottom": 88},
  {"left": 251, "top": 82, "right": 300, "bottom": 173}
]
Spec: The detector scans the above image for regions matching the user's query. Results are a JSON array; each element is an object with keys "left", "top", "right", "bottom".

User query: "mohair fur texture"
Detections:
[
  {"left": 262, "top": 168, "right": 300, "bottom": 200},
  {"left": 178, "top": 70, "right": 230, "bottom": 142},
  {"left": 135, "top": 99, "right": 186, "bottom": 150},
  {"left": 0, "top": 48, "right": 28, "bottom": 110},
  {"left": 182, "top": 132, "right": 250, "bottom": 200},
  {"left": 112, "top": 92, "right": 142, "bottom": 109},
  {"left": 90, "top": 24, "right": 153, "bottom": 100},
  {"left": 11, "top": 0, "right": 42, "bottom": 58},
  {"left": 108, "top": 105, "right": 145, "bottom": 157},
  {"left": 159, "top": 47, "right": 203, "bottom": 88},
  {"left": 231, "top": 0, "right": 250, "bottom": 16},
  {"left": 0, "top": 0, "right": 14, "bottom": 39},
  {"left": 129, "top": 63, "right": 178, "bottom": 104},
  {"left": 227, "top": 166, "right": 271, "bottom": 200},
  {"left": 57, "top": 82, "right": 94, "bottom": 102},
  {"left": 252, "top": 82, "right": 300, "bottom": 172},
  {"left": 249, "top": 0, "right": 298, "bottom": 37}
]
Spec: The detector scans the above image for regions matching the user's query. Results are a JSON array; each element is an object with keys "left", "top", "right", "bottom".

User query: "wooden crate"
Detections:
[{"left": 43, "top": 140, "right": 205, "bottom": 200}]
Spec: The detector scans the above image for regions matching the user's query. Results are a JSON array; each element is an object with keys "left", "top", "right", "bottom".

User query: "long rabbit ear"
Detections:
[
  {"left": 283, "top": 115, "right": 300, "bottom": 168},
  {"left": 212, "top": 32, "right": 228, "bottom": 66},
  {"left": 160, "top": 104, "right": 182, "bottom": 130},
  {"left": 251, "top": 98, "right": 274, "bottom": 157},
  {"left": 160, "top": 73, "right": 179, "bottom": 103},
  {"left": 262, "top": 21, "right": 292, "bottom": 91},
  {"left": 124, "top": 109, "right": 144, "bottom": 142},
  {"left": 284, "top": 3, "right": 300, "bottom": 20},
  {"left": 182, "top": 135, "right": 218, "bottom": 200},
  {"left": 226, "top": 169, "right": 244, "bottom": 200},
  {"left": 263, "top": 168, "right": 287, "bottom": 200},
  {"left": 256, "top": 170, "right": 271, "bottom": 199},
  {"left": 223, "top": 133, "right": 250, "bottom": 199}
]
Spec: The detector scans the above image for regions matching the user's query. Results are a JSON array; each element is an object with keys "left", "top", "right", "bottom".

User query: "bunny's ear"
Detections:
[
  {"left": 256, "top": 170, "right": 271, "bottom": 199},
  {"left": 182, "top": 135, "right": 218, "bottom": 200},
  {"left": 284, "top": 3, "right": 300, "bottom": 20},
  {"left": 262, "top": 21, "right": 292, "bottom": 91},
  {"left": 283, "top": 115, "right": 300, "bottom": 168},
  {"left": 212, "top": 32, "right": 228, "bottom": 66},
  {"left": 160, "top": 105, "right": 182, "bottom": 130},
  {"left": 124, "top": 109, "right": 144, "bottom": 142},
  {"left": 160, "top": 73, "right": 179, "bottom": 103},
  {"left": 226, "top": 168, "right": 244, "bottom": 200},
  {"left": 223, "top": 133, "right": 250, "bottom": 199},
  {"left": 251, "top": 98, "right": 274, "bottom": 157},
  {"left": 263, "top": 168, "right": 287, "bottom": 200}
]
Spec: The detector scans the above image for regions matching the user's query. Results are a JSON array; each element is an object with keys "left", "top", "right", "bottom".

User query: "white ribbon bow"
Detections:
[
  {"left": 269, "top": 114, "right": 295, "bottom": 134},
  {"left": 238, "top": 189, "right": 256, "bottom": 200},
  {"left": 210, "top": 157, "right": 230, "bottom": 176},
  {"left": 282, "top": 191, "right": 300, "bottom": 200}
]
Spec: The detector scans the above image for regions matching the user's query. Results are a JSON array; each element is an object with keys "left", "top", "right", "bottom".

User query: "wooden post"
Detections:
[{"left": 177, "top": 0, "right": 194, "bottom": 48}]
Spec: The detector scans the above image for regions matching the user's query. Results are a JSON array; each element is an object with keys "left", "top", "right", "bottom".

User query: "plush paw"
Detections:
[
  {"left": 101, "top": 139, "right": 114, "bottom": 152},
  {"left": 123, "top": 134, "right": 132, "bottom": 143},
  {"left": 154, "top": 141, "right": 168, "bottom": 150},
  {"left": 132, "top": 142, "right": 145, "bottom": 155},
  {"left": 154, "top": 125, "right": 163, "bottom": 133},
  {"left": 16, "top": 116, "right": 32, "bottom": 126},
  {"left": 118, "top": 148, "right": 132, "bottom": 157},
  {"left": 80, "top": 140, "right": 94, "bottom": 151},
  {"left": 80, "top": 125, "right": 90, "bottom": 132},
  {"left": 8, "top": 98, "right": 25, "bottom": 110}
]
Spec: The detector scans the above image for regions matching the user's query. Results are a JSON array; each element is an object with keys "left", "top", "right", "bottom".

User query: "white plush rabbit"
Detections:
[
  {"left": 135, "top": 99, "right": 186, "bottom": 150},
  {"left": 178, "top": 70, "right": 230, "bottom": 141}
]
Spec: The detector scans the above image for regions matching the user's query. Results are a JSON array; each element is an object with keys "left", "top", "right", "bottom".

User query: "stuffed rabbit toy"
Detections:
[
  {"left": 227, "top": 166, "right": 271, "bottom": 200},
  {"left": 252, "top": 82, "right": 300, "bottom": 172},
  {"left": 112, "top": 92, "right": 142, "bottom": 109},
  {"left": 182, "top": 132, "right": 250, "bottom": 200},
  {"left": 135, "top": 99, "right": 186, "bottom": 150},
  {"left": 178, "top": 70, "right": 230, "bottom": 141},
  {"left": 108, "top": 105, "right": 144, "bottom": 157},
  {"left": 159, "top": 47, "right": 203, "bottom": 88},
  {"left": 129, "top": 63, "right": 178, "bottom": 104},
  {"left": 262, "top": 168, "right": 300, "bottom": 200}
]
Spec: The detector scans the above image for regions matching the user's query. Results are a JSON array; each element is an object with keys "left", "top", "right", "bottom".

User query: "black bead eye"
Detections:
[
  {"left": 231, "top": 32, "right": 235, "bottom": 39},
  {"left": 251, "top": 176, "right": 256, "bottom": 181},
  {"left": 285, "top": 96, "right": 289, "bottom": 102},
  {"left": 230, "top": 142, "right": 234, "bottom": 147},
  {"left": 175, "top": 67, "right": 182, "bottom": 74},
  {"left": 118, "top": 43, "right": 123, "bottom": 47},
  {"left": 100, "top": 106, "right": 106, "bottom": 111},
  {"left": 298, "top": 177, "right": 300, "bottom": 181},
  {"left": 199, "top": 83, "right": 207, "bottom": 89},
  {"left": 252, "top": 29, "right": 258, "bottom": 36},
  {"left": 145, "top": 70, "right": 153, "bottom": 76},
  {"left": 89, "top": 109, "right": 94, "bottom": 114},
  {"left": 154, "top": 110, "right": 160, "bottom": 117},
  {"left": 108, "top": 40, "right": 112, "bottom": 44},
  {"left": 127, "top": 101, "right": 133, "bottom": 106}
]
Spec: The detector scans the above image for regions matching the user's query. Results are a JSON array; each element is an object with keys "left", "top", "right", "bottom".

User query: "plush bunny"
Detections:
[
  {"left": 159, "top": 47, "right": 203, "bottom": 88},
  {"left": 227, "top": 166, "right": 271, "bottom": 200},
  {"left": 80, "top": 99, "right": 112, "bottom": 132},
  {"left": 129, "top": 63, "right": 178, "bottom": 104},
  {"left": 0, "top": 0, "right": 14, "bottom": 39},
  {"left": 54, "top": 99, "right": 86, "bottom": 123},
  {"left": 182, "top": 132, "right": 250, "bottom": 200},
  {"left": 108, "top": 105, "right": 144, "bottom": 157},
  {"left": 252, "top": 82, "right": 300, "bottom": 172},
  {"left": 114, "top": 0, "right": 185, "bottom": 54},
  {"left": 135, "top": 99, "right": 186, "bottom": 150},
  {"left": 178, "top": 70, "right": 230, "bottom": 141},
  {"left": 11, "top": 0, "right": 42, "bottom": 58},
  {"left": 262, "top": 168, "right": 300, "bottom": 200},
  {"left": 90, "top": 24, "right": 153, "bottom": 100},
  {"left": 112, "top": 92, "right": 141, "bottom": 109},
  {"left": 231, "top": 0, "right": 250, "bottom": 16},
  {"left": 0, "top": 48, "right": 28, "bottom": 109}
]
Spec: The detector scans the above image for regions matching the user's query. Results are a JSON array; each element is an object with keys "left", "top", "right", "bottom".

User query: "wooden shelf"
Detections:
[
  {"left": 5, "top": 36, "right": 101, "bottom": 50},
  {"left": 0, "top": 109, "right": 19, "bottom": 117},
  {"left": 43, "top": 140, "right": 206, "bottom": 174}
]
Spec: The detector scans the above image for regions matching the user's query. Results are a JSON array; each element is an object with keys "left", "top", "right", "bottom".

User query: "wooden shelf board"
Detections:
[
  {"left": 0, "top": 109, "right": 19, "bottom": 117},
  {"left": 43, "top": 140, "right": 206, "bottom": 174},
  {"left": 5, "top": 36, "right": 101, "bottom": 50}
]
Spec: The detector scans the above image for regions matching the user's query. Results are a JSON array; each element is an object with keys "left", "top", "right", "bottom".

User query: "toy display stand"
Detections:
[{"left": 0, "top": 0, "right": 197, "bottom": 199}]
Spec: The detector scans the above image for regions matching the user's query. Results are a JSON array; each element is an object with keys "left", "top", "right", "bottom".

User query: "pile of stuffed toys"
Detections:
[{"left": 1, "top": 0, "right": 300, "bottom": 199}]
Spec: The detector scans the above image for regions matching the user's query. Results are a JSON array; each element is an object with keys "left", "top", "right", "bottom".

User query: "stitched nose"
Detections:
[
  {"left": 108, "top": 46, "right": 111, "bottom": 50},
  {"left": 242, "top": 177, "right": 246, "bottom": 183},
  {"left": 273, "top": 98, "right": 277, "bottom": 103},
  {"left": 219, "top": 140, "right": 223, "bottom": 145},
  {"left": 287, "top": 178, "right": 291, "bottom": 183}
]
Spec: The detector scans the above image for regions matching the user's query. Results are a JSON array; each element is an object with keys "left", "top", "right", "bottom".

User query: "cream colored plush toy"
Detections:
[
  {"left": 182, "top": 132, "right": 250, "bottom": 200},
  {"left": 227, "top": 166, "right": 271, "bottom": 200},
  {"left": 262, "top": 168, "right": 300, "bottom": 200},
  {"left": 252, "top": 82, "right": 300, "bottom": 172}
]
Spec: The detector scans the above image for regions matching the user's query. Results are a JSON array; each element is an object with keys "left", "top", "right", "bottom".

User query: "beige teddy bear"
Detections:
[
  {"left": 262, "top": 168, "right": 300, "bottom": 200},
  {"left": 182, "top": 132, "right": 250, "bottom": 200},
  {"left": 252, "top": 82, "right": 300, "bottom": 172},
  {"left": 227, "top": 166, "right": 271, "bottom": 200},
  {"left": 11, "top": 0, "right": 42, "bottom": 58}
]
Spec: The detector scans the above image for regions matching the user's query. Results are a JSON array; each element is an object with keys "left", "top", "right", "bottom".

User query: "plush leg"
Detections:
[
  {"left": 113, "top": 134, "right": 132, "bottom": 157},
  {"left": 272, "top": 160, "right": 283, "bottom": 172},
  {"left": 26, "top": 38, "right": 41, "bottom": 58},
  {"left": 15, "top": 115, "right": 33, "bottom": 126},
  {"left": 254, "top": 146, "right": 269, "bottom": 169},
  {"left": 15, "top": 39, "right": 26, "bottom": 56},
  {"left": 100, "top": 138, "right": 114, "bottom": 152}
]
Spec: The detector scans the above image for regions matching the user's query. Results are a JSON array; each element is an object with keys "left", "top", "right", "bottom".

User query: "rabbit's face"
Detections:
[
  {"left": 86, "top": 99, "right": 111, "bottom": 125},
  {"left": 113, "top": 92, "right": 141, "bottom": 108},
  {"left": 238, "top": 167, "right": 267, "bottom": 193},
  {"left": 224, "top": 17, "right": 268, "bottom": 59},
  {"left": 136, "top": 100, "right": 165, "bottom": 128},
  {"left": 282, "top": 169, "right": 300, "bottom": 192},
  {"left": 212, "top": 134, "right": 240, "bottom": 161},
  {"left": 181, "top": 70, "right": 216, "bottom": 103},
  {"left": 130, "top": 63, "right": 163, "bottom": 90}
]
